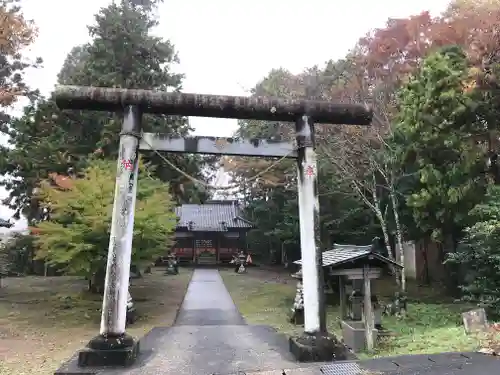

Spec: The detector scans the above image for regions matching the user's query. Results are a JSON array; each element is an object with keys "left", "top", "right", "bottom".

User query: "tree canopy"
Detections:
[
  {"left": 0, "top": 0, "right": 40, "bottom": 110},
  {"left": 34, "top": 159, "right": 176, "bottom": 280},
  {"left": 6, "top": 0, "right": 500, "bottom": 310},
  {"left": 0, "top": 0, "right": 208, "bottom": 225},
  {"left": 221, "top": 0, "right": 500, "bottom": 297}
]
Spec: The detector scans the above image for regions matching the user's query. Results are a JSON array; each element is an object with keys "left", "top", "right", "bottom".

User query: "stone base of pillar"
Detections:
[
  {"left": 77, "top": 333, "right": 139, "bottom": 367},
  {"left": 289, "top": 333, "right": 348, "bottom": 362}
]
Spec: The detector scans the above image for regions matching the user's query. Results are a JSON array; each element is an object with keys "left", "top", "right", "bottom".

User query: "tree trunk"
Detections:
[
  {"left": 374, "top": 202, "right": 400, "bottom": 287},
  {"left": 389, "top": 190, "right": 405, "bottom": 292},
  {"left": 281, "top": 242, "right": 285, "bottom": 266},
  {"left": 422, "top": 237, "right": 430, "bottom": 284}
]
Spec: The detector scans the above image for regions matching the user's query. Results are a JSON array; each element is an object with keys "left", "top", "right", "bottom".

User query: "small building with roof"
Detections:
[
  {"left": 293, "top": 242, "right": 403, "bottom": 353},
  {"left": 172, "top": 199, "right": 253, "bottom": 265}
]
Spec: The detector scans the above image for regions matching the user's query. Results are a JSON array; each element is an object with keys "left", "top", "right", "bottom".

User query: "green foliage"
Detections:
[
  {"left": 0, "top": 234, "right": 36, "bottom": 276},
  {"left": 34, "top": 160, "right": 176, "bottom": 278},
  {"left": 446, "top": 185, "right": 500, "bottom": 317},
  {"left": 244, "top": 187, "right": 300, "bottom": 262},
  {"left": 318, "top": 167, "right": 380, "bottom": 245},
  {"left": 393, "top": 45, "right": 486, "bottom": 241}
]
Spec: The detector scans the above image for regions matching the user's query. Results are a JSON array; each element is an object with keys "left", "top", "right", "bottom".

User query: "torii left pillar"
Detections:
[{"left": 78, "top": 105, "right": 142, "bottom": 367}]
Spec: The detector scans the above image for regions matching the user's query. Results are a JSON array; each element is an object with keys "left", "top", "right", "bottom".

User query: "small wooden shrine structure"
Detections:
[{"left": 294, "top": 243, "right": 403, "bottom": 352}]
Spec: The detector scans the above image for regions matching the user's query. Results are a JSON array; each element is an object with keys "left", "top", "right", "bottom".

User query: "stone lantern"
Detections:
[
  {"left": 237, "top": 251, "right": 247, "bottom": 273},
  {"left": 165, "top": 253, "right": 179, "bottom": 275},
  {"left": 289, "top": 269, "right": 304, "bottom": 325}
]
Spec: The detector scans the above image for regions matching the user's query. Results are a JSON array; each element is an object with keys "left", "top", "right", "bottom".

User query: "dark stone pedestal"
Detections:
[
  {"left": 289, "top": 308, "right": 304, "bottom": 325},
  {"left": 126, "top": 307, "right": 137, "bottom": 325},
  {"left": 289, "top": 334, "right": 348, "bottom": 362},
  {"left": 78, "top": 333, "right": 139, "bottom": 367}
]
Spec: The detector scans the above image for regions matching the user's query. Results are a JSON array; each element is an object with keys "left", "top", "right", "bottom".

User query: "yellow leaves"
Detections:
[
  {"left": 462, "top": 79, "right": 477, "bottom": 93},
  {"left": 222, "top": 155, "right": 292, "bottom": 188},
  {"left": 462, "top": 66, "right": 481, "bottom": 93},
  {"left": 33, "top": 158, "right": 177, "bottom": 272}
]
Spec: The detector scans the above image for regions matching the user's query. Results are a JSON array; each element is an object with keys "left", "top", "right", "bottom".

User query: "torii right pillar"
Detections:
[{"left": 289, "top": 112, "right": 371, "bottom": 362}]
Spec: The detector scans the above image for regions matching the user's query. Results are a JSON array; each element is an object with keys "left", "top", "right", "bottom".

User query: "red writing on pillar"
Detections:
[
  {"left": 305, "top": 165, "right": 315, "bottom": 177},
  {"left": 121, "top": 159, "right": 134, "bottom": 170}
]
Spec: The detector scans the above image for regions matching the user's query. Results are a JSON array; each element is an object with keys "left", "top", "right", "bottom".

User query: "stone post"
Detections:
[
  {"left": 78, "top": 105, "right": 142, "bottom": 367},
  {"left": 289, "top": 115, "right": 340, "bottom": 362},
  {"left": 294, "top": 115, "right": 325, "bottom": 334}
]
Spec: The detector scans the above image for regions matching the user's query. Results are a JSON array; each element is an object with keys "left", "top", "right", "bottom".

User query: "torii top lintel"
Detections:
[{"left": 54, "top": 85, "right": 373, "bottom": 125}]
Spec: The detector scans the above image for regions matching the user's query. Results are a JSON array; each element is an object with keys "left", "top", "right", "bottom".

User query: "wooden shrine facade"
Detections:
[{"left": 172, "top": 200, "right": 253, "bottom": 265}]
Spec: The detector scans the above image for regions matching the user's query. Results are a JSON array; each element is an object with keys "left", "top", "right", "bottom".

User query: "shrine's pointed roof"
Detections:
[
  {"left": 175, "top": 200, "right": 253, "bottom": 232},
  {"left": 0, "top": 218, "right": 12, "bottom": 228},
  {"left": 294, "top": 243, "right": 403, "bottom": 269}
]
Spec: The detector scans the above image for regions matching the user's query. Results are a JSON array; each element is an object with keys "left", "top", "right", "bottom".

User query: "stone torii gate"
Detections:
[{"left": 54, "top": 85, "right": 372, "bottom": 367}]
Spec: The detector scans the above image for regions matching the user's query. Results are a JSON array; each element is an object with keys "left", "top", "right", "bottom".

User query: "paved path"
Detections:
[
  {"left": 57, "top": 269, "right": 500, "bottom": 375},
  {"left": 120, "top": 269, "right": 301, "bottom": 375},
  {"left": 174, "top": 268, "right": 245, "bottom": 326}
]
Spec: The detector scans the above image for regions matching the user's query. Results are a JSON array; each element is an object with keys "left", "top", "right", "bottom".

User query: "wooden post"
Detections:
[
  {"left": 216, "top": 234, "right": 220, "bottom": 264},
  {"left": 192, "top": 237, "right": 196, "bottom": 264},
  {"left": 363, "top": 265, "right": 374, "bottom": 351},
  {"left": 339, "top": 276, "right": 347, "bottom": 320}
]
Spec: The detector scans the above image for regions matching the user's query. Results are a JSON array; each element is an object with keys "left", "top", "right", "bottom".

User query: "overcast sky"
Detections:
[{"left": 1, "top": 0, "right": 451, "bottom": 231}]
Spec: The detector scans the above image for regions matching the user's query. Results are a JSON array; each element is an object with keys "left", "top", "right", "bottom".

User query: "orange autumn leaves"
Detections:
[
  {"left": 0, "top": 2, "right": 37, "bottom": 107},
  {"left": 355, "top": 1, "right": 500, "bottom": 95}
]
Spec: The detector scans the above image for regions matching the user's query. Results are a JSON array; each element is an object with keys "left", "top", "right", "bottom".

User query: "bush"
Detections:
[{"left": 447, "top": 185, "right": 500, "bottom": 317}]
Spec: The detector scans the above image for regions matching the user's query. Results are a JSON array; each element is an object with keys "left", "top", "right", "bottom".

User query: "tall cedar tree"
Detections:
[
  {"left": 0, "top": 0, "right": 207, "bottom": 223},
  {"left": 393, "top": 46, "right": 486, "bottom": 245}
]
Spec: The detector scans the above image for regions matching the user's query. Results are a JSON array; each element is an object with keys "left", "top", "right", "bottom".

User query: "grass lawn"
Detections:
[
  {"left": 0, "top": 267, "right": 192, "bottom": 375},
  {"left": 220, "top": 267, "right": 484, "bottom": 359}
]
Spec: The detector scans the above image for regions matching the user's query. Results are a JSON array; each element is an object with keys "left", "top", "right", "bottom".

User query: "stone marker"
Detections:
[
  {"left": 462, "top": 308, "right": 488, "bottom": 334},
  {"left": 237, "top": 264, "right": 247, "bottom": 273},
  {"left": 290, "top": 270, "right": 305, "bottom": 325},
  {"left": 348, "top": 290, "right": 363, "bottom": 321},
  {"left": 165, "top": 253, "right": 179, "bottom": 275},
  {"left": 126, "top": 291, "right": 137, "bottom": 325}
]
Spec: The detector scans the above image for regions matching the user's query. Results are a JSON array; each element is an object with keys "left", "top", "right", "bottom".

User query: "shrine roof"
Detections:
[
  {"left": 175, "top": 201, "right": 253, "bottom": 232},
  {"left": 0, "top": 218, "right": 12, "bottom": 228},
  {"left": 293, "top": 243, "right": 403, "bottom": 269}
]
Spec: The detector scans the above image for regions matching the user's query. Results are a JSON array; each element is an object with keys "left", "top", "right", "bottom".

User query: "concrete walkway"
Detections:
[
  {"left": 119, "top": 269, "right": 301, "bottom": 375},
  {"left": 174, "top": 268, "right": 245, "bottom": 326},
  {"left": 58, "top": 269, "right": 500, "bottom": 375}
]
